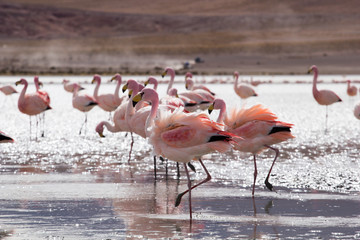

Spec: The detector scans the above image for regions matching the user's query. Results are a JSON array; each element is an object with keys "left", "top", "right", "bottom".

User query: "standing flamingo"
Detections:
[
  {"left": 34, "top": 76, "right": 50, "bottom": 137},
  {"left": 72, "top": 83, "right": 98, "bottom": 135},
  {"left": 92, "top": 74, "right": 122, "bottom": 118},
  {"left": 62, "top": 79, "right": 85, "bottom": 93},
  {"left": 233, "top": 71, "right": 258, "bottom": 99},
  {"left": 0, "top": 131, "right": 14, "bottom": 143},
  {"left": 346, "top": 80, "right": 357, "bottom": 97},
  {"left": 308, "top": 65, "right": 342, "bottom": 130},
  {"left": 208, "top": 98, "right": 295, "bottom": 197},
  {"left": 15, "top": 79, "right": 52, "bottom": 140},
  {"left": 0, "top": 85, "right": 18, "bottom": 107},
  {"left": 132, "top": 88, "right": 239, "bottom": 220}
]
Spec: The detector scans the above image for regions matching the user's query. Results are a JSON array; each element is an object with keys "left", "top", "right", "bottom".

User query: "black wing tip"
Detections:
[
  {"left": 268, "top": 126, "right": 291, "bottom": 135},
  {"left": 208, "top": 135, "right": 231, "bottom": 142}
]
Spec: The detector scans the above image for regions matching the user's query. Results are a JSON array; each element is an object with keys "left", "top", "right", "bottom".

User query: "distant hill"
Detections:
[{"left": 1, "top": 0, "right": 360, "bottom": 74}]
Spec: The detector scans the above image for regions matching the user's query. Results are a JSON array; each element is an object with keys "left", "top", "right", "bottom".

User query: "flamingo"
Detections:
[
  {"left": 208, "top": 98, "right": 295, "bottom": 197},
  {"left": 233, "top": 71, "right": 258, "bottom": 99},
  {"left": 91, "top": 74, "right": 122, "bottom": 118},
  {"left": 0, "top": 85, "right": 18, "bottom": 107},
  {"left": 162, "top": 67, "right": 211, "bottom": 111},
  {"left": 34, "top": 76, "right": 50, "bottom": 137},
  {"left": 185, "top": 72, "right": 215, "bottom": 95},
  {"left": 0, "top": 131, "right": 14, "bottom": 143},
  {"left": 132, "top": 88, "right": 239, "bottom": 220},
  {"left": 354, "top": 102, "right": 360, "bottom": 120},
  {"left": 308, "top": 65, "right": 342, "bottom": 130},
  {"left": 346, "top": 80, "right": 357, "bottom": 97},
  {"left": 72, "top": 83, "right": 98, "bottom": 135},
  {"left": 145, "top": 76, "right": 198, "bottom": 111},
  {"left": 15, "top": 79, "right": 52, "bottom": 140},
  {"left": 62, "top": 79, "right": 85, "bottom": 93}
]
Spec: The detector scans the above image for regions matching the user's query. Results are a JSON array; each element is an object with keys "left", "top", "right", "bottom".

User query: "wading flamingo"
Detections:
[
  {"left": 0, "top": 85, "right": 18, "bottom": 107},
  {"left": 0, "top": 131, "right": 14, "bottom": 143},
  {"left": 185, "top": 72, "right": 215, "bottom": 95},
  {"left": 62, "top": 79, "right": 85, "bottom": 93},
  {"left": 132, "top": 88, "right": 239, "bottom": 220},
  {"left": 15, "top": 79, "right": 52, "bottom": 140},
  {"left": 354, "top": 102, "right": 360, "bottom": 120},
  {"left": 208, "top": 98, "right": 295, "bottom": 197},
  {"left": 34, "top": 76, "right": 50, "bottom": 137},
  {"left": 308, "top": 65, "right": 342, "bottom": 130},
  {"left": 233, "top": 71, "right": 258, "bottom": 99},
  {"left": 92, "top": 74, "right": 122, "bottom": 118},
  {"left": 72, "top": 83, "right": 98, "bottom": 135},
  {"left": 346, "top": 80, "right": 357, "bottom": 97}
]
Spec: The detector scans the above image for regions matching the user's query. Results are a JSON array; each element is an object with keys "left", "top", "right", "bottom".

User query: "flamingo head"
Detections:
[
  {"left": 133, "top": 88, "right": 158, "bottom": 107},
  {"left": 95, "top": 123, "right": 105, "bottom": 138},
  {"left": 307, "top": 65, "right": 317, "bottom": 74},
  {"left": 208, "top": 98, "right": 225, "bottom": 114},
  {"left": 111, "top": 73, "right": 121, "bottom": 82},
  {"left": 91, "top": 74, "right": 101, "bottom": 84},
  {"left": 161, "top": 67, "right": 174, "bottom": 78},
  {"left": 233, "top": 71, "right": 239, "bottom": 78},
  {"left": 62, "top": 79, "right": 70, "bottom": 84},
  {"left": 15, "top": 79, "right": 27, "bottom": 86},
  {"left": 185, "top": 72, "right": 193, "bottom": 80},
  {"left": 145, "top": 76, "right": 157, "bottom": 87},
  {"left": 168, "top": 88, "right": 179, "bottom": 97}
]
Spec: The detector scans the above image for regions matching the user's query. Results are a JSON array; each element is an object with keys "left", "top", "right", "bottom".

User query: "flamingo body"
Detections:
[
  {"left": 0, "top": 85, "right": 17, "bottom": 95},
  {"left": 354, "top": 102, "right": 360, "bottom": 120},
  {"left": 233, "top": 71, "right": 258, "bottom": 99},
  {"left": 92, "top": 74, "right": 122, "bottom": 112},
  {"left": 347, "top": 80, "right": 357, "bottom": 97},
  {"left": 62, "top": 79, "right": 84, "bottom": 93}
]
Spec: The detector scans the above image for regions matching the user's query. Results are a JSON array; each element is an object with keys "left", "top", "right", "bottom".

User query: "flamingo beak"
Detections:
[
  {"left": 98, "top": 132, "right": 105, "bottom": 138},
  {"left": 161, "top": 71, "right": 167, "bottom": 78},
  {"left": 39, "top": 82, "right": 44, "bottom": 88},
  {"left": 307, "top": 68, "right": 312, "bottom": 74},
  {"left": 122, "top": 84, "right": 128, "bottom": 93},
  {"left": 128, "top": 90, "right": 133, "bottom": 98},
  {"left": 208, "top": 104, "right": 214, "bottom": 114},
  {"left": 144, "top": 80, "right": 149, "bottom": 86},
  {"left": 132, "top": 93, "right": 142, "bottom": 107},
  {"left": 91, "top": 78, "right": 96, "bottom": 84},
  {"left": 15, "top": 80, "right": 21, "bottom": 86}
]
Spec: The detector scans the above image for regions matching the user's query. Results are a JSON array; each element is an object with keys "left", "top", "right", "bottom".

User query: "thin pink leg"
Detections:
[
  {"left": 128, "top": 132, "right": 134, "bottom": 162},
  {"left": 252, "top": 154, "right": 257, "bottom": 198},
  {"left": 183, "top": 162, "right": 192, "bottom": 220},
  {"left": 264, "top": 145, "right": 279, "bottom": 192},
  {"left": 175, "top": 159, "right": 211, "bottom": 207}
]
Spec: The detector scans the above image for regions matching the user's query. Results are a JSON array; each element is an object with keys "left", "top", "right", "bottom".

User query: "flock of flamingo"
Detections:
[{"left": 0, "top": 65, "right": 359, "bottom": 220}]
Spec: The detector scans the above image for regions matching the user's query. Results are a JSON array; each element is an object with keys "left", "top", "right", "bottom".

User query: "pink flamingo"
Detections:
[
  {"left": 62, "top": 79, "right": 85, "bottom": 93},
  {"left": 144, "top": 76, "right": 159, "bottom": 91},
  {"left": 92, "top": 74, "right": 122, "bottom": 118},
  {"left": 354, "top": 102, "right": 360, "bottom": 120},
  {"left": 15, "top": 79, "right": 52, "bottom": 140},
  {"left": 132, "top": 88, "right": 239, "bottom": 220},
  {"left": 346, "top": 80, "right": 357, "bottom": 97},
  {"left": 0, "top": 131, "right": 14, "bottom": 143},
  {"left": 185, "top": 72, "right": 215, "bottom": 95},
  {"left": 34, "top": 76, "right": 50, "bottom": 137},
  {"left": 233, "top": 71, "right": 258, "bottom": 99},
  {"left": 162, "top": 67, "right": 211, "bottom": 111},
  {"left": 0, "top": 85, "right": 18, "bottom": 107},
  {"left": 72, "top": 83, "right": 98, "bottom": 135},
  {"left": 308, "top": 65, "right": 342, "bottom": 129},
  {"left": 208, "top": 98, "right": 295, "bottom": 197}
]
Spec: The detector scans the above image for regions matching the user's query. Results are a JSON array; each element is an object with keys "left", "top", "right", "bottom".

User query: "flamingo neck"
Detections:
[
  {"left": 166, "top": 69, "right": 175, "bottom": 94},
  {"left": 234, "top": 73, "right": 239, "bottom": 90},
  {"left": 103, "top": 121, "right": 117, "bottom": 133},
  {"left": 125, "top": 84, "right": 140, "bottom": 125},
  {"left": 93, "top": 79, "right": 100, "bottom": 98},
  {"left": 114, "top": 78, "right": 122, "bottom": 103},
  {"left": 34, "top": 77, "right": 40, "bottom": 91},
  {"left": 312, "top": 68, "right": 319, "bottom": 95},
  {"left": 217, "top": 104, "right": 226, "bottom": 124},
  {"left": 145, "top": 94, "right": 159, "bottom": 137}
]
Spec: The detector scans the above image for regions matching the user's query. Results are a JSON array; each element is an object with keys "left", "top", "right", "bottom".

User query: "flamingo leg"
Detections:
[
  {"left": 252, "top": 154, "right": 258, "bottom": 198},
  {"left": 79, "top": 113, "right": 87, "bottom": 135},
  {"left": 153, "top": 156, "right": 157, "bottom": 180},
  {"left": 29, "top": 116, "right": 32, "bottom": 141},
  {"left": 176, "top": 162, "right": 180, "bottom": 178},
  {"left": 41, "top": 113, "right": 45, "bottom": 137},
  {"left": 175, "top": 159, "right": 212, "bottom": 207},
  {"left": 183, "top": 162, "right": 192, "bottom": 220},
  {"left": 325, "top": 105, "right": 328, "bottom": 132},
  {"left": 128, "top": 132, "right": 134, "bottom": 162},
  {"left": 264, "top": 145, "right": 279, "bottom": 192}
]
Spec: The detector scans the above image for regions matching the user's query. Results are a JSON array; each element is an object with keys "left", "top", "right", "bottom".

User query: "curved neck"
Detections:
[
  {"left": 217, "top": 104, "right": 226, "bottom": 124},
  {"left": 34, "top": 77, "right": 40, "bottom": 91},
  {"left": 114, "top": 79, "right": 122, "bottom": 102},
  {"left": 166, "top": 69, "right": 175, "bottom": 94},
  {"left": 19, "top": 81, "right": 28, "bottom": 100},
  {"left": 312, "top": 68, "right": 319, "bottom": 95},
  {"left": 103, "top": 121, "right": 118, "bottom": 133},
  {"left": 234, "top": 73, "right": 239, "bottom": 89},
  {"left": 93, "top": 80, "right": 100, "bottom": 98},
  {"left": 125, "top": 83, "right": 140, "bottom": 126},
  {"left": 145, "top": 95, "right": 159, "bottom": 137}
]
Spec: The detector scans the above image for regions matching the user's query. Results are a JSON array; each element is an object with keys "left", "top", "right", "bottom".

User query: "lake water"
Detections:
[{"left": 0, "top": 75, "right": 360, "bottom": 239}]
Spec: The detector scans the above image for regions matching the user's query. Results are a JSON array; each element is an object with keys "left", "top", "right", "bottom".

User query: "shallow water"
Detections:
[{"left": 0, "top": 75, "right": 360, "bottom": 239}]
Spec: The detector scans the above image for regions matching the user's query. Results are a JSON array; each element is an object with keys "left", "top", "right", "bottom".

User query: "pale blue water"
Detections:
[{"left": 0, "top": 75, "right": 359, "bottom": 239}]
